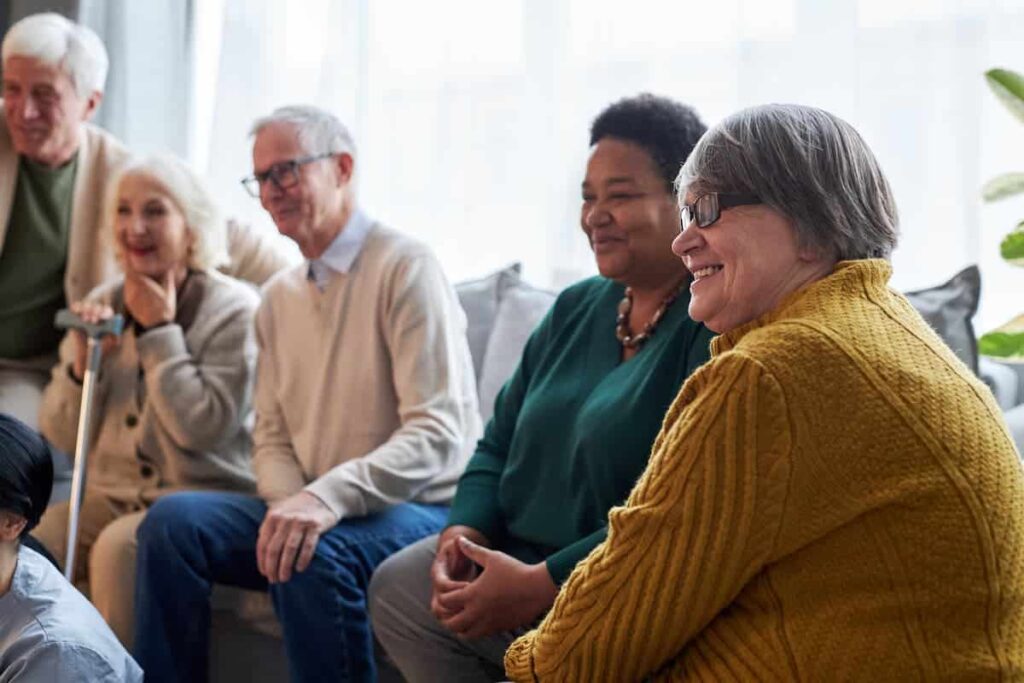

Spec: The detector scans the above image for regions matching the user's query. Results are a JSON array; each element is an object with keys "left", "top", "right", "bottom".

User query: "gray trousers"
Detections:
[{"left": 369, "top": 534, "right": 526, "bottom": 683}]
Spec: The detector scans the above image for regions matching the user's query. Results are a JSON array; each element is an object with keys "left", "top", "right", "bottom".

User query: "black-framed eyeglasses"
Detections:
[
  {"left": 240, "top": 153, "right": 335, "bottom": 198},
  {"left": 680, "top": 192, "right": 762, "bottom": 230}
]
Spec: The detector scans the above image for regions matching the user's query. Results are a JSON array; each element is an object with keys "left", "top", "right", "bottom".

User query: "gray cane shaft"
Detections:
[{"left": 64, "top": 338, "right": 103, "bottom": 581}]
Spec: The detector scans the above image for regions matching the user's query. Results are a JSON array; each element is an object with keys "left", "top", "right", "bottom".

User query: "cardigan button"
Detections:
[
  {"left": 125, "top": 414, "right": 138, "bottom": 428},
  {"left": 139, "top": 464, "right": 154, "bottom": 478}
]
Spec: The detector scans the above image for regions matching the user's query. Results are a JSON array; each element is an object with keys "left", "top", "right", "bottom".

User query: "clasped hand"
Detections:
[
  {"left": 430, "top": 528, "right": 557, "bottom": 639},
  {"left": 68, "top": 300, "right": 118, "bottom": 380}
]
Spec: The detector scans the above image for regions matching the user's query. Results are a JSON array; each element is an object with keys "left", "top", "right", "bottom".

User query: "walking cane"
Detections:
[{"left": 53, "top": 308, "right": 124, "bottom": 582}]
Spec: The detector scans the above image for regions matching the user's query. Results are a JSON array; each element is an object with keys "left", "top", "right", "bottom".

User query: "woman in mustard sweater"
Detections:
[{"left": 505, "top": 104, "right": 1024, "bottom": 681}]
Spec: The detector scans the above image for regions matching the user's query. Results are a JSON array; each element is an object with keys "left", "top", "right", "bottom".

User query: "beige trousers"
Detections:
[{"left": 33, "top": 495, "right": 145, "bottom": 650}]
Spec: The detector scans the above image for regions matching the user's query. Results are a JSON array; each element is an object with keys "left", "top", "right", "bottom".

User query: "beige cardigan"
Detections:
[
  {"left": 38, "top": 270, "right": 259, "bottom": 501},
  {"left": 253, "top": 223, "right": 481, "bottom": 517}
]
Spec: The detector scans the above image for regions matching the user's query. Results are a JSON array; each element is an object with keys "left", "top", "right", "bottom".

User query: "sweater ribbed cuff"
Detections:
[
  {"left": 304, "top": 470, "right": 365, "bottom": 520},
  {"left": 504, "top": 633, "right": 537, "bottom": 682}
]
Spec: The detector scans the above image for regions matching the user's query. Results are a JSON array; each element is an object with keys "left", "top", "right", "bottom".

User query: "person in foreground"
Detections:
[
  {"left": 31, "top": 153, "right": 261, "bottom": 648},
  {"left": 133, "top": 105, "right": 480, "bottom": 683},
  {"left": 0, "top": 413, "right": 142, "bottom": 682},
  {"left": 504, "top": 103, "right": 1024, "bottom": 681},
  {"left": 370, "top": 93, "right": 715, "bottom": 682}
]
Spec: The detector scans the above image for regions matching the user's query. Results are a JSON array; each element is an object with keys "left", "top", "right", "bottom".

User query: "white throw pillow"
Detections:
[{"left": 477, "top": 283, "right": 556, "bottom": 424}]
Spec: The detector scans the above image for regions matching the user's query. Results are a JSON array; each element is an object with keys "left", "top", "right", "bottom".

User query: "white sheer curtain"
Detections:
[{"left": 185, "top": 0, "right": 1023, "bottom": 330}]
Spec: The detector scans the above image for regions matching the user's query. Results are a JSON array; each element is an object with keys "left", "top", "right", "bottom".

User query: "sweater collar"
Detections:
[{"left": 711, "top": 258, "right": 892, "bottom": 356}]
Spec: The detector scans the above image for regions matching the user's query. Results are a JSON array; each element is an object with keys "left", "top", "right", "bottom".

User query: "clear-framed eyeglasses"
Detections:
[
  {"left": 679, "top": 192, "right": 762, "bottom": 230},
  {"left": 240, "top": 153, "right": 335, "bottom": 198}
]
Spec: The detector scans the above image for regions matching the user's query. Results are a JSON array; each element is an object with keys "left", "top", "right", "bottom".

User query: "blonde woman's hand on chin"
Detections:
[
  {"left": 68, "top": 300, "right": 119, "bottom": 381},
  {"left": 125, "top": 270, "right": 177, "bottom": 329}
]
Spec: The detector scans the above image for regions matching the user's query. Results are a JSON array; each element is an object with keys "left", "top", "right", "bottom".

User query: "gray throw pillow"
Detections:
[
  {"left": 455, "top": 264, "right": 522, "bottom": 380},
  {"left": 904, "top": 265, "right": 980, "bottom": 374},
  {"left": 477, "top": 283, "right": 556, "bottom": 424}
]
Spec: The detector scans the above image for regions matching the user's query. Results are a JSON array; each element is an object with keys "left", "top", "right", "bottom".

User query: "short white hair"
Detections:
[
  {"left": 249, "top": 105, "right": 357, "bottom": 160},
  {"left": 105, "top": 154, "right": 228, "bottom": 272},
  {"left": 1, "top": 13, "right": 108, "bottom": 98}
]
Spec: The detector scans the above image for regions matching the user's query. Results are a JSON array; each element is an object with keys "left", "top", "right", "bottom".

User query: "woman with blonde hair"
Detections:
[{"left": 32, "top": 154, "right": 260, "bottom": 648}]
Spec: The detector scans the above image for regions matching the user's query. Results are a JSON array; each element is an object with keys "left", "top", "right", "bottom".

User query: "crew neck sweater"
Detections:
[{"left": 252, "top": 223, "right": 481, "bottom": 517}]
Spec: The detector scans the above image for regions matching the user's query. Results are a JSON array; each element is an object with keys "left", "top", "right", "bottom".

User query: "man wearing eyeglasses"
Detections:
[
  {"left": 132, "top": 105, "right": 481, "bottom": 683},
  {"left": 0, "top": 13, "right": 293, "bottom": 433}
]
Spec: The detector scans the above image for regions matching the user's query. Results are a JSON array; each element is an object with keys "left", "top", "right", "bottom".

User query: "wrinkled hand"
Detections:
[
  {"left": 124, "top": 271, "right": 176, "bottom": 329},
  {"left": 256, "top": 491, "right": 338, "bottom": 583},
  {"left": 436, "top": 536, "right": 558, "bottom": 639},
  {"left": 69, "top": 300, "right": 119, "bottom": 381},
  {"left": 430, "top": 526, "right": 488, "bottom": 621}
]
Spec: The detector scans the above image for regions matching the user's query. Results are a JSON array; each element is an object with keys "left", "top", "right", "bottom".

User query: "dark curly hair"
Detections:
[{"left": 589, "top": 93, "right": 707, "bottom": 192}]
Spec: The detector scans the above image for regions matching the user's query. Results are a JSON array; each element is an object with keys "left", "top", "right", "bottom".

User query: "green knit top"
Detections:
[{"left": 447, "top": 276, "right": 714, "bottom": 582}]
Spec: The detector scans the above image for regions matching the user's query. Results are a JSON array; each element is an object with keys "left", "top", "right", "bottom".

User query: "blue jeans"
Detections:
[{"left": 133, "top": 491, "right": 448, "bottom": 683}]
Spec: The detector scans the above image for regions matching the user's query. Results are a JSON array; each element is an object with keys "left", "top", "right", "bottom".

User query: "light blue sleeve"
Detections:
[{"left": 1, "top": 642, "right": 142, "bottom": 683}]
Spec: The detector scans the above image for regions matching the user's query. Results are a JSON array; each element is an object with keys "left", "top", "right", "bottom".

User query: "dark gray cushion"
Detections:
[{"left": 904, "top": 265, "right": 980, "bottom": 374}]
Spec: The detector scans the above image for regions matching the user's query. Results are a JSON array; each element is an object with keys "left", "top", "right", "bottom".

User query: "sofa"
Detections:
[{"left": 43, "top": 262, "right": 1021, "bottom": 681}]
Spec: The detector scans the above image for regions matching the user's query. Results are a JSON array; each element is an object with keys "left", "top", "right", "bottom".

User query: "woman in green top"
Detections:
[{"left": 370, "top": 94, "right": 714, "bottom": 682}]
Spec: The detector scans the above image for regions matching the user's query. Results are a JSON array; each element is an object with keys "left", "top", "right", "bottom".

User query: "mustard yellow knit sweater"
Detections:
[{"left": 505, "top": 259, "right": 1024, "bottom": 681}]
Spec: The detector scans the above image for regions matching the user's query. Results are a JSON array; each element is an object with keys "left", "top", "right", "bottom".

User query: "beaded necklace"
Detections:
[{"left": 615, "top": 280, "right": 687, "bottom": 349}]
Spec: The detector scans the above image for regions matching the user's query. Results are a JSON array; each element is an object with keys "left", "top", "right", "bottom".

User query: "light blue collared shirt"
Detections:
[
  {"left": 307, "top": 209, "right": 373, "bottom": 291},
  {"left": 0, "top": 546, "right": 143, "bottom": 682}
]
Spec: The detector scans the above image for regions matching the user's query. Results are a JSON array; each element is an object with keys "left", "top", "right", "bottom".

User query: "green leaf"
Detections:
[
  {"left": 986, "top": 68, "right": 1024, "bottom": 124},
  {"left": 978, "top": 330, "right": 1024, "bottom": 358},
  {"left": 1002, "top": 224, "right": 1024, "bottom": 265},
  {"left": 983, "top": 173, "right": 1024, "bottom": 202}
]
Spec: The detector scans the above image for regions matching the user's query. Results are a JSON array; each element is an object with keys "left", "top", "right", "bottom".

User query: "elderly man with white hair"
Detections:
[
  {"left": 132, "top": 105, "right": 481, "bottom": 683},
  {"left": 0, "top": 12, "right": 291, "bottom": 430}
]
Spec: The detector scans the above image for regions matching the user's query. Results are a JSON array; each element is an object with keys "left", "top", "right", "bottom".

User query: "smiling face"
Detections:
[
  {"left": 581, "top": 138, "right": 684, "bottom": 288},
  {"left": 113, "top": 173, "right": 193, "bottom": 280},
  {"left": 251, "top": 121, "right": 351, "bottom": 258},
  {"left": 671, "top": 192, "right": 835, "bottom": 333},
  {"left": 2, "top": 56, "right": 100, "bottom": 168}
]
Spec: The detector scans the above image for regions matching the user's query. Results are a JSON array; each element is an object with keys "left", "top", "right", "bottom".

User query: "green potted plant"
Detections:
[{"left": 979, "top": 68, "right": 1024, "bottom": 359}]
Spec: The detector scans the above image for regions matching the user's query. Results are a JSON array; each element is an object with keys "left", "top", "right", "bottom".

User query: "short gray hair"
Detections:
[
  {"left": 105, "top": 154, "right": 228, "bottom": 272},
  {"left": 677, "top": 104, "right": 898, "bottom": 260},
  {"left": 249, "top": 105, "right": 357, "bottom": 160},
  {"left": 1, "top": 12, "right": 108, "bottom": 98}
]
